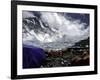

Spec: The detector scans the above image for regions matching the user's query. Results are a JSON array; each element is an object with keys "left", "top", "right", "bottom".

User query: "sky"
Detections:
[{"left": 22, "top": 11, "right": 89, "bottom": 50}]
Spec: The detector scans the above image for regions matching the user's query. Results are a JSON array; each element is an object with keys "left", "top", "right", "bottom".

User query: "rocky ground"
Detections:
[{"left": 41, "top": 48, "right": 89, "bottom": 68}]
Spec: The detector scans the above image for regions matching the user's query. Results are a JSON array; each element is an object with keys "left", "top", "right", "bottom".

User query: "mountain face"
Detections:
[{"left": 22, "top": 11, "right": 89, "bottom": 50}]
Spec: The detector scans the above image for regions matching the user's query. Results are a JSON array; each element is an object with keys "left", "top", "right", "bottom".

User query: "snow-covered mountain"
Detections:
[{"left": 22, "top": 11, "right": 89, "bottom": 50}]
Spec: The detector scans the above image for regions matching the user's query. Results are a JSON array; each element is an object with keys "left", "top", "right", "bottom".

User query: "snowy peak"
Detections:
[{"left": 22, "top": 11, "right": 89, "bottom": 50}]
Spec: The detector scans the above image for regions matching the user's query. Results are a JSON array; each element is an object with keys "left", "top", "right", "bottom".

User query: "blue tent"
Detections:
[{"left": 23, "top": 45, "right": 46, "bottom": 68}]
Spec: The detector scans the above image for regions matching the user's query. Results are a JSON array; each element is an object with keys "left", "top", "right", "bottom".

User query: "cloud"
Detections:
[
  {"left": 22, "top": 11, "right": 89, "bottom": 50},
  {"left": 22, "top": 11, "right": 35, "bottom": 18},
  {"left": 40, "top": 12, "right": 89, "bottom": 43}
]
